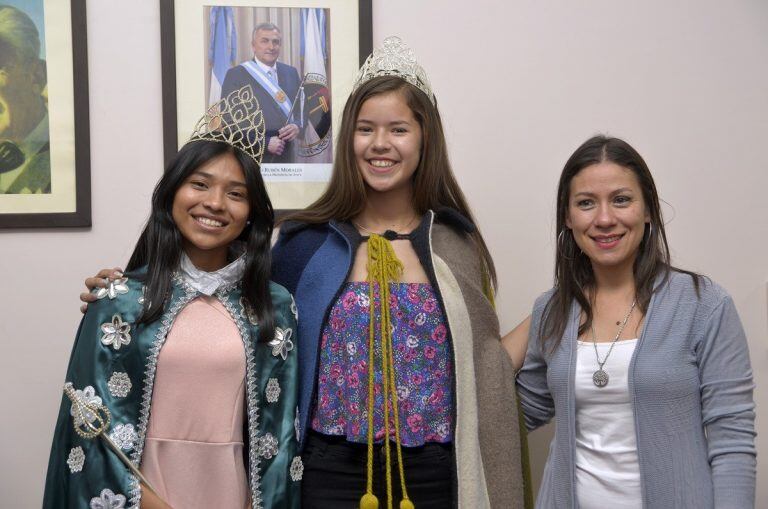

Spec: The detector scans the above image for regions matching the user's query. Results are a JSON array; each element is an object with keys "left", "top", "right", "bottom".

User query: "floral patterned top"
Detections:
[{"left": 311, "top": 282, "right": 453, "bottom": 445}]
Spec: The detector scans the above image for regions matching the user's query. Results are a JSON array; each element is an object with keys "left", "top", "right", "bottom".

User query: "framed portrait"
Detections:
[
  {"left": 0, "top": 0, "right": 90, "bottom": 228},
  {"left": 160, "top": 0, "right": 372, "bottom": 211}
]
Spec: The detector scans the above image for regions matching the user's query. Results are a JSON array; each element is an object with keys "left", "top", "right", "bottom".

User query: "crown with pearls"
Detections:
[
  {"left": 188, "top": 85, "right": 266, "bottom": 164},
  {"left": 352, "top": 36, "right": 435, "bottom": 105}
]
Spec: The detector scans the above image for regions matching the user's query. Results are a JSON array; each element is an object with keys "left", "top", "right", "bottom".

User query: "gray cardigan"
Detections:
[{"left": 517, "top": 271, "right": 756, "bottom": 508}]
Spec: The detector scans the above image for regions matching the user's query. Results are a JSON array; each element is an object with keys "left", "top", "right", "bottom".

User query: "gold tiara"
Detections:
[
  {"left": 188, "top": 85, "right": 266, "bottom": 164},
  {"left": 352, "top": 36, "right": 435, "bottom": 105}
]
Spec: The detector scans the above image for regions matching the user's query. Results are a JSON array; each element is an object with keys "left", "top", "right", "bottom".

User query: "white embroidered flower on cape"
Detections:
[
  {"left": 70, "top": 386, "right": 102, "bottom": 427},
  {"left": 108, "top": 423, "right": 138, "bottom": 451},
  {"left": 94, "top": 278, "right": 130, "bottom": 300},
  {"left": 268, "top": 327, "right": 294, "bottom": 360},
  {"left": 265, "top": 378, "right": 281, "bottom": 403},
  {"left": 290, "top": 296, "right": 299, "bottom": 320},
  {"left": 290, "top": 456, "right": 304, "bottom": 481},
  {"left": 107, "top": 372, "right": 132, "bottom": 398},
  {"left": 256, "top": 433, "right": 279, "bottom": 459},
  {"left": 89, "top": 488, "right": 126, "bottom": 509},
  {"left": 67, "top": 446, "right": 85, "bottom": 473},
  {"left": 100, "top": 314, "right": 131, "bottom": 350}
]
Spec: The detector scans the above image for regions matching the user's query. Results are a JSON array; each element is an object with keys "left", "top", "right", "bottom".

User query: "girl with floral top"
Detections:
[
  {"left": 80, "top": 39, "right": 530, "bottom": 509},
  {"left": 269, "top": 38, "right": 528, "bottom": 509}
]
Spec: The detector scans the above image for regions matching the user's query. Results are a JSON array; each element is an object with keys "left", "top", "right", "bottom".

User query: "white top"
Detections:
[{"left": 574, "top": 338, "right": 642, "bottom": 509}]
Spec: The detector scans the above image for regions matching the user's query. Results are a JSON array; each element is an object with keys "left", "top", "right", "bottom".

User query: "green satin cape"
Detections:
[{"left": 43, "top": 270, "right": 301, "bottom": 508}]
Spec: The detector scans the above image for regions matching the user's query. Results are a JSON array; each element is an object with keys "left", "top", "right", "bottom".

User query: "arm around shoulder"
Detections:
[
  {"left": 514, "top": 293, "right": 556, "bottom": 432},
  {"left": 501, "top": 315, "right": 531, "bottom": 372}
]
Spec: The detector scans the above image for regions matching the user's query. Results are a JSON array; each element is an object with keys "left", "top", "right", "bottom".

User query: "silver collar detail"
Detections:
[{"left": 179, "top": 251, "right": 245, "bottom": 296}]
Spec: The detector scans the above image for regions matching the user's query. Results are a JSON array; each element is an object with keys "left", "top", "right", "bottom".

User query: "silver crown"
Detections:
[
  {"left": 352, "top": 36, "right": 435, "bottom": 105},
  {"left": 189, "top": 85, "right": 266, "bottom": 164}
]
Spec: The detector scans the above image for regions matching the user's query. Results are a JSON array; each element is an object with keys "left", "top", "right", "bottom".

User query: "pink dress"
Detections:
[{"left": 141, "top": 296, "right": 250, "bottom": 509}]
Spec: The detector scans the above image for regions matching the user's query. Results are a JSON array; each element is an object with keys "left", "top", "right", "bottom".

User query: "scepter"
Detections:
[
  {"left": 63, "top": 383, "right": 160, "bottom": 498},
  {"left": 282, "top": 73, "right": 310, "bottom": 128}
]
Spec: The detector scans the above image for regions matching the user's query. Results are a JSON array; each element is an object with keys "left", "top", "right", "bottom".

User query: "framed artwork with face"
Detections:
[
  {"left": 0, "top": 0, "right": 90, "bottom": 228},
  {"left": 160, "top": 0, "right": 372, "bottom": 211}
]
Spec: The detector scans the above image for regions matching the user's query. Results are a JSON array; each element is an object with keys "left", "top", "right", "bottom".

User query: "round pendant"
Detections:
[{"left": 593, "top": 369, "right": 609, "bottom": 387}]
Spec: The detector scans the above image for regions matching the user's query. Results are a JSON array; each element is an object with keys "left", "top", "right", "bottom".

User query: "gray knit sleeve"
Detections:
[
  {"left": 697, "top": 293, "right": 756, "bottom": 508},
  {"left": 516, "top": 293, "right": 556, "bottom": 431}
]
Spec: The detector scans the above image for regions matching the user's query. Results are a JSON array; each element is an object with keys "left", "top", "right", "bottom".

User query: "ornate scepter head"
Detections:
[
  {"left": 64, "top": 382, "right": 112, "bottom": 439},
  {"left": 63, "top": 382, "right": 159, "bottom": 497}
]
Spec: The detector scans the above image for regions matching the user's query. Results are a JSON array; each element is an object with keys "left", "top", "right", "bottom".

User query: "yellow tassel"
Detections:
[
  {"left": 360, "top": 493, "right": 379, "bottom": 509},
  {"left": 399, "top": 499, "right": 415, "bottom": 509},
  {"left": 362, "top": 234, "right": 407, "bottom": 509}
]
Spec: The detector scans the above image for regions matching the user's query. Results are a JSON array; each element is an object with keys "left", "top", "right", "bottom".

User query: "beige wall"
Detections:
[{"left": 1, "top": 1, "right": 765, "bottom": 506}]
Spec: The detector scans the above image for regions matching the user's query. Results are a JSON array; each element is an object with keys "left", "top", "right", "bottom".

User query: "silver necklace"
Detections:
[{"left": 590, "top": 300, "right": 636, "bottom": 388}]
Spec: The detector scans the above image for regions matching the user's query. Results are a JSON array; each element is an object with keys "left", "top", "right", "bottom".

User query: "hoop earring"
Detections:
[{"left": 644, "top": 222, "right": 653, "bottom": 241}]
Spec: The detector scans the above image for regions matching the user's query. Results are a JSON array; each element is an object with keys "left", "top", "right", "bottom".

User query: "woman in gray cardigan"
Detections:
[{"left": 506, "top": 136, "right": 755, "bottom": 508}]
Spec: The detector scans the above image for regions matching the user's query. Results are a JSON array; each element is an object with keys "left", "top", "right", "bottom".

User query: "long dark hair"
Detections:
[
  {"left": 126, "top": 140, "right": 275, "bottom": 342},
  {"left": 539, "top": 135, "right": 699, "bottom": 350},
  {"left": 284, "top": 75, "right": 497, "bottom": 287}
]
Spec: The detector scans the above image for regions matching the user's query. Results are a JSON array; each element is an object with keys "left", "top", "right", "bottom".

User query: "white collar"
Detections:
[
  {"left": 179, "top": 248, "right": 245, "bottom": 296},
  {"left": 254, "top": 57, "right": 277, "bottom": 75}
]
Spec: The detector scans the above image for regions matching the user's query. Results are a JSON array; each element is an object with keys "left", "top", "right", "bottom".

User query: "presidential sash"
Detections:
[{"left": 241, "top": 61, "right": 293, "bottom": 118}]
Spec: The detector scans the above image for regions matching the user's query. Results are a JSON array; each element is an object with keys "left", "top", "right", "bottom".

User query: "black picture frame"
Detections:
[
  {"left": 159, "top": 0, "right": 372, "bottom": 212},
  {"left": 0, "top": 0, "right": 91, "bottom": 228}
]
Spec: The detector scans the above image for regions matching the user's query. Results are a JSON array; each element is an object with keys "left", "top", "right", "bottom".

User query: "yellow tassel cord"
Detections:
[{"left": 359, "top": 234, "right": 414, "bottom": 509}]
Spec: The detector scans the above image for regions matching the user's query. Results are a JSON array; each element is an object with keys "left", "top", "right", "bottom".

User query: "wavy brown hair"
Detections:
[
  {"left": 284, "top": 75, "right": 496, "bottom": 286},
  {"left": 539, "top": 135, "right": 699, "bottom": 351}
]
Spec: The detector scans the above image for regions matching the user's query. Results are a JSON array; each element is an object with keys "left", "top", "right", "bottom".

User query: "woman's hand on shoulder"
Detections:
[
  {"left": 501, "top": 315, "right": 531, "bottom": 371},
  {"left": 79, "top": 267, "right": 124, "bottom": 313}
]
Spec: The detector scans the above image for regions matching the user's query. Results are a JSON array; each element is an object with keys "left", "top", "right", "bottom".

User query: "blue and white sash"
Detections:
[{"left": 241, "top": 61, "right": 293, "bottom": 118}]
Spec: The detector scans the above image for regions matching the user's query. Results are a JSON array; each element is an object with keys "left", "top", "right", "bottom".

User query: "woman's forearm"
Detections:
[{"left": 501, "top": 315, "right": 531, "bottom": 371}]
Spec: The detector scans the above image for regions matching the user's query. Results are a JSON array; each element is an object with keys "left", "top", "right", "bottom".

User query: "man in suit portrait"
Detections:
[
  {"left": 220, "top": 22, "right": 301, "bottom": 164},
  {"left": 0, "top": 4, "right": 49, "bottom": 194}
]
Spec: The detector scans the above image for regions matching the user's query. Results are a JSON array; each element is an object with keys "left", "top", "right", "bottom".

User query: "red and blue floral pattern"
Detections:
[{"left": 312, "top": 282, "right": 453, "bottom": 445}]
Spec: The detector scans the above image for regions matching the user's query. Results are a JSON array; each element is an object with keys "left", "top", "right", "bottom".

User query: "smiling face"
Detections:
[
  {"left": 171, "top": 152, "right": 250, "bottom": 271},
  {"left": 353, "top": 91, "right": 422, "bottom": 196},
  {"left": 565, "top": 161, "right": 649, "bottom": 274},
  {"left": 252, "top": 28, "right": 281, "bottom": 67}
]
